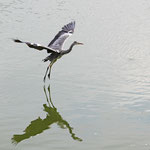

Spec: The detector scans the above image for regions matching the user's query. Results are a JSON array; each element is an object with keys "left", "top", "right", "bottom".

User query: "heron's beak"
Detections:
[{"left": 77, "top": 42, "right": 84, "bottom": 45}]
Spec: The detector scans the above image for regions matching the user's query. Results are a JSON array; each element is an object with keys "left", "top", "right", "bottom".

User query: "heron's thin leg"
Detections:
[
  {"left": 48, "top": 59, "right": 57, "bottom": 79},
  {"left": 48, "top": 65, "right": 52, "bottom": 79},
  {"left": 43, "top": 65, "right": 49, "bottom": 82}
]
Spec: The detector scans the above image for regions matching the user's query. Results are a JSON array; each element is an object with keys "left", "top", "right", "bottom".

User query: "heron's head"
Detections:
[{"left": 73, "top": 41, "right": 84, "bottom": 46}]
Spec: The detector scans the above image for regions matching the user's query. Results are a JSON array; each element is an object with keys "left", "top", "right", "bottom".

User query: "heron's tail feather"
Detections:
[
  {"left": 43, "top": 56, "right": 50, "bottom": 62},
  {"left": 43, "top": 58, "right": 48, "bottom": 62}
]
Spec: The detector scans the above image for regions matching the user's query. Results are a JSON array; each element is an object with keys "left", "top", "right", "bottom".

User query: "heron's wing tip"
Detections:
[
  {"left": 62, "top": 21, "right": 76, "bottom": 33},
  {"left": 12, "top": 38, "right": 22, "bottom": 43}
]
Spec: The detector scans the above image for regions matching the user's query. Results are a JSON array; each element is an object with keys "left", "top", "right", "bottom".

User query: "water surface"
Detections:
[{"left": 1, "top": 0, "right": 150, "bottom": 150}]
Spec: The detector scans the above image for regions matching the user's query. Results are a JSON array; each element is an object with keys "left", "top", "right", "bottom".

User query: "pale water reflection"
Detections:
[{"left": 12, "top": 85, "right": 82, "bottom": 144}]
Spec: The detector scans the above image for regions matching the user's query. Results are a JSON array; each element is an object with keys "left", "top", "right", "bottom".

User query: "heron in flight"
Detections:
[{"left": 13, "top": 21, "right": 83, "bottom": 82}]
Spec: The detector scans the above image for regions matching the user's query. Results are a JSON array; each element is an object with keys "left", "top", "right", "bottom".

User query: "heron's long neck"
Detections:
[{"left": 61, "top": 43, "right": 75, "bottom": 55}]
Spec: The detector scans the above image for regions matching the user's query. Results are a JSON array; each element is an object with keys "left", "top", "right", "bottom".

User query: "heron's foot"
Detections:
[
  {"left": 43, "top": 76, "right": 46, "bottom": 82},
  {"left": 48, "top": 73, "right": 51, "bottom": 79}
]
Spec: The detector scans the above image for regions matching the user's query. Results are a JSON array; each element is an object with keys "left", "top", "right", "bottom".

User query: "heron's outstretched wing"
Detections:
[
  {"left": 48, "top": 21, "right": 75, "bottom": 51},
  {"left": 13, "top": 39, "right": 60, "bottom": 53}
]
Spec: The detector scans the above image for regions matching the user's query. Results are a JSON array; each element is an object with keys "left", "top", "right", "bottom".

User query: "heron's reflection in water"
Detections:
[{"left": 12, "top": 85, "right": 82, "bottom": 144}]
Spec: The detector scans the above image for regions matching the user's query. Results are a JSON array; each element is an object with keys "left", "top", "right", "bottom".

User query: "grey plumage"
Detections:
[
  {"left": 12, "top": 39, "right": 60, "bottom": 53},
  {"left": 48, "top": 21, "right": 75, "bottom": 51},
  {"left": 13, "top": 21, "right": 83, "bottom": 82}
]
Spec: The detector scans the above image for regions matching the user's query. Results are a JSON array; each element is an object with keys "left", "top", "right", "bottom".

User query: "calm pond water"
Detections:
[{"left": 1, "top": 0, "right": 150, "bottom": 149}]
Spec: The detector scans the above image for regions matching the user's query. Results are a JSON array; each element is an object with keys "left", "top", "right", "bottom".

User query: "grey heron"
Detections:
[{"left": 13, "top": 21, "right": 83, "bottom": 82}]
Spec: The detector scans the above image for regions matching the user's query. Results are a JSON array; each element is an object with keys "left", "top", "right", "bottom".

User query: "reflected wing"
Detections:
[
  {"left": 13, "top": 39, "right": 60, "bottom": 53},
  {"left": 48, "top": 21, "right": 75, "bottom": 51}
]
